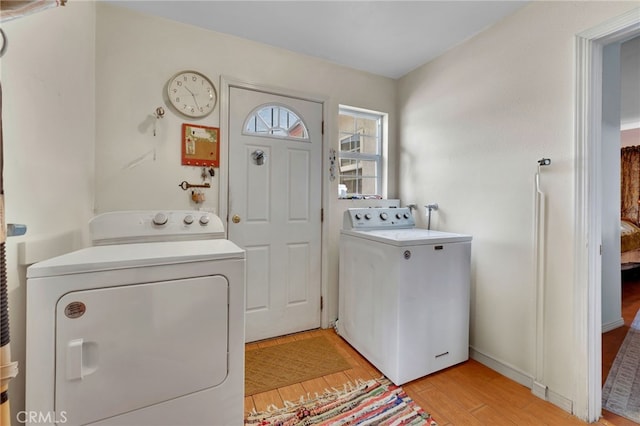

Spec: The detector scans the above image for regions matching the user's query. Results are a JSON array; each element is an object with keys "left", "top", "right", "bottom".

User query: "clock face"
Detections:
[{"left": 167, "top": 71, "right": 217, "bottom": 118}]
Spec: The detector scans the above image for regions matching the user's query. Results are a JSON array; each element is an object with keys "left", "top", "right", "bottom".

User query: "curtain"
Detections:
[
  {"left": 0, "top": 0, "right": 64, "bottom": 23},
  {"left": 621, "top": 145, "right": 640, "bottom": 223}
]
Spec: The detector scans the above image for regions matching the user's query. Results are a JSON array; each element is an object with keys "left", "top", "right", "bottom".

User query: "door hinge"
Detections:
[
  {"left": 320, "top": 296, "right": 323, "bottom": 311},
  {"left": 321, "top": 208, "right": 324, "bottom": 222},
  {"left": 321, "top": 121, "right": 324, "bottom": 135}
]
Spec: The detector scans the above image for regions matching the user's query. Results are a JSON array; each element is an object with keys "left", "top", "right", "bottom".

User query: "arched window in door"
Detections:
[{"left": 243, "top": 104, "right": 310, "bottom": 141}]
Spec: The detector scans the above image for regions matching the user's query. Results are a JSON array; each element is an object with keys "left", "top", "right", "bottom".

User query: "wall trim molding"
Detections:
[
  {"left": 470, "top": 347, "right": 573, "bottom": 414},
  {"left": 602, "top": 318, "right": 625, "bottom": 333}
]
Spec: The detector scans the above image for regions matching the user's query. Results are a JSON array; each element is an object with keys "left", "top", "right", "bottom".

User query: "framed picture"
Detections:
[{"left": 181, "top": 123, "right": 220, "bottom": 167}]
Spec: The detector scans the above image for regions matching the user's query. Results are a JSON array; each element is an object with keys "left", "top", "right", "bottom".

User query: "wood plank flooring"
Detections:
[
  {"left": 601, "top": 269, "right": 640, "bottom": 426},
  {"left": 245, "top": 274, "right": 640, "bottom": 425},
  {"left": 245, "top": 328, "right": 618, "bottom": 425}
]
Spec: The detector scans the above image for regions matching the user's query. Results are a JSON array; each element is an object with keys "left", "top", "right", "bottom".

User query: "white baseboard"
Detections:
[
  {"left": 602, "top": 318, "right": 624, "bottom": 333},
  {"left": 469, "top": 346, "right": 573, "bottom": 414}
]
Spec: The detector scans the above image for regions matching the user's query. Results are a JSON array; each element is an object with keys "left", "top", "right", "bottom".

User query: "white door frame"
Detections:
[
  {"left": 573, "top": 8, "right": 640, "bottom": 422},
  {"left": 219, "top": 76, "right": 332, "bottom": 329}
]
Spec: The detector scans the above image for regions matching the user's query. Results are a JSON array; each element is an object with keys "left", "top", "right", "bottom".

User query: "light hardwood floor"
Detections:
[{"left": 245, "top": 328, "right": 622, "bottom": 425}]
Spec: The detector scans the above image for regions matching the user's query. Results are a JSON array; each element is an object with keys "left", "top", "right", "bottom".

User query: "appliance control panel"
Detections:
[
  {"left": 90, "top": 210, "right": 225, "bottom": 245},
  {"left": 343, "top": 207, "right": 415, "bottom": 230}
]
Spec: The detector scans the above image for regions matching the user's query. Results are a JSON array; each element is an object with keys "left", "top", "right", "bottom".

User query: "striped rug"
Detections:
[
  {"left": 245, "top": 377, "right": 437, "bottom": 425},
  {"left": 602, "top": 308, "right": 640, "bottom": 422}
]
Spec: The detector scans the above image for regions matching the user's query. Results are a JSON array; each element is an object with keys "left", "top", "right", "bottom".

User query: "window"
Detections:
[
  {"left": 244, "top": 104, "right": 309, "bottom": 141},
  {"left": 338, "top": 106, "right": 385, "bottom": 198}
]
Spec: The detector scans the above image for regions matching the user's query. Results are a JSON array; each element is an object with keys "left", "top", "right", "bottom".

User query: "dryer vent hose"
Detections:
[
  {"left": 0, "top": 77, "right": 14, "bottom": 426},
  {"left": 0, "top": 81, "right": 7, "bottom": 349},
  {"left": 0, "top": 242, "right": 8, "bottom": 348}
]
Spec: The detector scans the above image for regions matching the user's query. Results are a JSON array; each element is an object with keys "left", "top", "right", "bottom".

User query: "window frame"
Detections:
[{"left": 338, "top": 105, "right": 385, "bottom": 197}]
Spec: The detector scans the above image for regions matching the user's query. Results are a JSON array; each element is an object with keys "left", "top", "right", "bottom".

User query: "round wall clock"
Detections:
[{"left": 166, "top": 70, "right": 217, "bottom": 118}]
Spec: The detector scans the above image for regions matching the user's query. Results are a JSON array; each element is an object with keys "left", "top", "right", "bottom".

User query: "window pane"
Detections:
[
  {"left": 244, "top": 105, "right": 309, "bottom": 141},
  {"left": 338, "top": 106, "right": 384, "bottom": 197}
]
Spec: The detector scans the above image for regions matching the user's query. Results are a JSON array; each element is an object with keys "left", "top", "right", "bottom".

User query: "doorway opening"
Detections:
[{"left": 574, "top": 9, "right": 640, "bottom": 422}]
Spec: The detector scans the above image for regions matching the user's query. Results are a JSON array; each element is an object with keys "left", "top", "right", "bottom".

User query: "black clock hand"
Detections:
[{"left": 183, "top": 86, "right": 201, "bottom": 109}]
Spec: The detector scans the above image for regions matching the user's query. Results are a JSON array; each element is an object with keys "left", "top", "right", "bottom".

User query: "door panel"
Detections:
[
  {"left": 246, "top": 144, "right": 271, "bottom": 222},
  {"left": 229, "top": 87, "right": 322, "bottom": 342},
  {"left": 288, "top": 149, "right": 310, "bottom": 220}
]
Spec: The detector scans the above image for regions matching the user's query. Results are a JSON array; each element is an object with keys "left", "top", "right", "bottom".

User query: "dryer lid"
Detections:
[{"left": 26, "top": 239, "right": 245, "bottom": 278}]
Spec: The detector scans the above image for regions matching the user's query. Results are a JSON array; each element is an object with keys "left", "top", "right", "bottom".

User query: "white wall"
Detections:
[
  {"left": 601, "top": 43, "right": 622, "bottom": 333},
  {"left": 397, "top": 0, "right": 638, "bottom": 411},
  {"left": 0, "top": 1, "right": 96, "bottom": 420}
]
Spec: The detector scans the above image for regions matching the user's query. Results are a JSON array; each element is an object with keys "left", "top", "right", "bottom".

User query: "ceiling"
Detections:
[{"left": 105, "top": 0, "right": 529, "bottom": 79}]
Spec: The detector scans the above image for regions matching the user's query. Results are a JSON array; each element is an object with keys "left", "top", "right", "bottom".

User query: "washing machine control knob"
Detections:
[
  {"left": 199, "top": 215, "right": 210, "bottom": 225},
  {"left": 364, "top": 213, "right": 372, "bottom": 220},
  {"left": 396, "top": 213, "right": 403, "bottom": 219},
  {"left": 183, "top": 214, "right": 194, "bottom": 225},
  {"left": 380, "top": 212, "right": 388, "bottom": 221},
  {"left": 403, "top": 213, "right": 410, "bottom": 219},
  {"left": 354, "top": 213, "right": 362, "bottom": 220},
  {"left": 153, "top": 212, "right": 168, "bottom": 226}
]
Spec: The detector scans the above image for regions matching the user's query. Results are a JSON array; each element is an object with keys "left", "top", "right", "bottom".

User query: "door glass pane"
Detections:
[{"left": 244, "top": 105, "right": 309, "bottom": 141}]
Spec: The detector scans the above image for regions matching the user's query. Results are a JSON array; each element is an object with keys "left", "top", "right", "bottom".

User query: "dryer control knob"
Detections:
[
  {"left": 199, "top": 215, "right": 210, "bottom": 225},
  {"left": 183, "top": 214, "right": 194, "bottom": 225},
  {"left": 396, "top": 213, "right": 403, "bottom": 219},
  {"left": 153, "top": 212, "right": 168, "bottom": 226},
  {"left": 364, "top": 213, "right": 372, "bottom": 220},
  {"left": 380, "top": 212, "right": 389, "bottom": 221},
  {"left": 355, "top": 213, "right": 362, "bottom": 220},
  {"left": 403, "top": 213, "right": 410, "bottom": 219}
]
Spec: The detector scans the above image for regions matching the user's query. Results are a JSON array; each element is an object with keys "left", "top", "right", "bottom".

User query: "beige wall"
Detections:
[
  {"left": 398, "top": 0, "right": 638, "bottom": 411},
  {"left": 3, "top": 0, "right": 638, "bottom": 421},
  {"left": 1, "top": 2, "right": 96, "bottom": 420},
  {"left": 94, "top": 3, "right": 398, "bottom": 334},
  {"left": 622, "top": 128, "right": 640, "bottom": 147}
]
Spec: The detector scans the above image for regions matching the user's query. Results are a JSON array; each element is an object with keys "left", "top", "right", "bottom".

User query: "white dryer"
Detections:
[
  {"left": 338, "top": 207, "right": 472, "bottom": 385},
  {"left": 25, "top": 211, "right": 245, "bottom": 426}
]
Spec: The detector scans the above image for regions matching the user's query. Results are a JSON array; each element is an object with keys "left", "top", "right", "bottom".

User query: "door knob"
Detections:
[{"left": 232, "top": 215, "right": 241, "bottom": 224}]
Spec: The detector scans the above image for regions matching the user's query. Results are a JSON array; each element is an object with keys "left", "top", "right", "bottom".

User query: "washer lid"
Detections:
[
  {"left": 27, "top": 239, "right": 245, "bottom": 278},
  {"left": 341, "top": 228, "right": 472, "bottom": 246}
]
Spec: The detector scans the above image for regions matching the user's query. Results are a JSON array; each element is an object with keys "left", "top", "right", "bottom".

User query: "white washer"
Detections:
[
  {"left": 337, "top": 207, "right": 472, "bottom": 385},
  {"left": 25, "top": 211, "right": 245, "bottom": 426}
]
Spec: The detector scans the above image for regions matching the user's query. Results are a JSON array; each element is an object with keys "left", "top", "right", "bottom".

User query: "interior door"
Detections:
[{"left": 228, "top": 87, "right": 322, "bottom": 342}]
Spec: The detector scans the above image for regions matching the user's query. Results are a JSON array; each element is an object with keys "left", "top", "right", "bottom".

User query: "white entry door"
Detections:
[{"left": 228, "top": 87, "right": 323, "bottom": 342}]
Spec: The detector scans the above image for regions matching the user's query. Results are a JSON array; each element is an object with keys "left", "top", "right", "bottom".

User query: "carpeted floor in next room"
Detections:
[{"left": 602, "top": 268, "right": 640, "bottom": 426}]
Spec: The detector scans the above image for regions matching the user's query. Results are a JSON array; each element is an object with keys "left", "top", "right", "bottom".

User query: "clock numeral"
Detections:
[
  {"left": 176, "top": 81, "right": 182, "bottom": 86},
  {"left": 175, "top": 97, "right": 181, "bottom": 102},
  {"left": 192, "top": 76, "right": 198, "bottom": 82}
]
